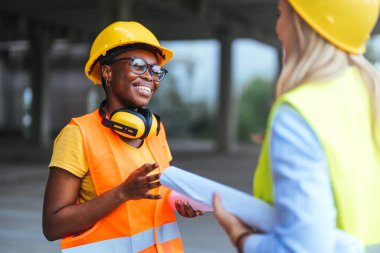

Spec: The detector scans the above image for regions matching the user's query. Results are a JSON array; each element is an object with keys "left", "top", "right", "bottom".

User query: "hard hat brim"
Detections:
[{"left": 85, "top": 42, "right": 173, "bottom": 85}]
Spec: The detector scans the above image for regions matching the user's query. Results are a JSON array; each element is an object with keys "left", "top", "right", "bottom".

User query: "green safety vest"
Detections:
[{"left": 254, "top": 67, "right": 380, "bottom": 250}]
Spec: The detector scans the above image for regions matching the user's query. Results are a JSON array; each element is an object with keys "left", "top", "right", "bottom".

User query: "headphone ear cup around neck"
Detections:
[
  {"left": 98, "top": 100, "right": 159, "bottom": 139},
  {"left": 110, "top": 109, "right": 147, "bottom": 139}
]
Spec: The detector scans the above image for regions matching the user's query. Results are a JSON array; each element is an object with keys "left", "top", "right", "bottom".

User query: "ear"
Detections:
[{"left": 101, "top": 65, "right": 112, "bottom": 81}]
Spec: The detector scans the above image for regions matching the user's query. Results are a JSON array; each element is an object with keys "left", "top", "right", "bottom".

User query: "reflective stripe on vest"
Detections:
[
  {"left": 63, "top": 111, "right": 184, "bottom": 253},
  {"left": 62, "top": 222, "right": 180, "bottom": 253}
]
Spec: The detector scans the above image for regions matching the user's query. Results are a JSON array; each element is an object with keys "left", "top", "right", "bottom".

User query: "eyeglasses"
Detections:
[{"left": 108, "top": 57, "right": 168, "bottom": 82}]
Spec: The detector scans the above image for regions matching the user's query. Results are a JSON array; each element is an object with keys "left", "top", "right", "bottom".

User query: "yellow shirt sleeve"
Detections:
[{"left": 49, "top": 124, "right": 88, "bottom": 178}]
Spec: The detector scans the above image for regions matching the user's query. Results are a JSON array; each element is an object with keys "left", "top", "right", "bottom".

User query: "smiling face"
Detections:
[{"left": 101, "top": 49, "right": 160, "bottom": 112}]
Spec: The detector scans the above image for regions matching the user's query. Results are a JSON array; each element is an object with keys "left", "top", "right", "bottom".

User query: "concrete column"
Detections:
[
  {"left": 98, "top": 0, "right": 132, "bottom": 26},
  {"left": 92, "top": 0, "right": 132, "bottom": 112},
  {"left": 116, "top": 0, "right": 132, "bottom": 20},
  {"left": 28, "top": 25, "right": 52, "bottom": 146},
  {"left": 0, "top": 51, "right": 12, "bottom": 130},
  {"left": 216, "top": 32, "right": 236, "bottom": 153}
]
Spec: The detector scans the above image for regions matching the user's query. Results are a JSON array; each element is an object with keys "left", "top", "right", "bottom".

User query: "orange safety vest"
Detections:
[{"left": 60, "top": 110, "right": 184, "bottom": 253}]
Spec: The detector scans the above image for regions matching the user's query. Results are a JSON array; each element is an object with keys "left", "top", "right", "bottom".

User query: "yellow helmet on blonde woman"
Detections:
[
  {"left": 288, "top": 0, "right": 380, "bottom": 54},
  {"left": 85, "top": 21, "right": 173, "bottom": 85}
]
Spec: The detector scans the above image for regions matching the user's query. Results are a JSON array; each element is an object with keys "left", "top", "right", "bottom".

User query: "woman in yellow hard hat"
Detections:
[
  {"left": 42, "top": 21, "right": 203, "bottom": 253},
  {"left": 213, "top": 0, "right": 380, "bottom": 252}
]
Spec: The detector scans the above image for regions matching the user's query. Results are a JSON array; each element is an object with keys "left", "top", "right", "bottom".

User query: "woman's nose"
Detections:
[{"left": 140, "top": 67, "right": 154, "bottom": 81}]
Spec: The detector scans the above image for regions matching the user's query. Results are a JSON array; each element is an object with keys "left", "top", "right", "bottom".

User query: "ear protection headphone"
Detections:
[{"left": 98, "top": 100, "right": 160, "bottom": 139}]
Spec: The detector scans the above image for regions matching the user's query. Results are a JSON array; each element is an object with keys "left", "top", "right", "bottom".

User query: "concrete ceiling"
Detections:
[
  {"left": 2, "top": 0, "right": 380, "bottom": 149},
  {"left": 0, "top": 0, "right": 280, "bottom": 46},
  {"left": 1, "top": 0, "right": 380, "bottom": 48}
]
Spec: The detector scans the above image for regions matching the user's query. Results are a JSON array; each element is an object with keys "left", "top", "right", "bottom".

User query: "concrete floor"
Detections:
[{"left": 0, "top": 136, "right": 261, "bottom": 253}]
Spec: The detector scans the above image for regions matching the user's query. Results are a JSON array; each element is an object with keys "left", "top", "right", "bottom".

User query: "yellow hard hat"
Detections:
[
  {"left": 85, "top": 21, "right": 173, "bottom": 85},
  {"left": 288, "top": 0, "right": 380, "bottom": 54}
]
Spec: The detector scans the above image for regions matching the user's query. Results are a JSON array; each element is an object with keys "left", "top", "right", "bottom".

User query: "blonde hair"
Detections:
[{"left": 276, "top": 4, "right": 380, "bottom": 149}]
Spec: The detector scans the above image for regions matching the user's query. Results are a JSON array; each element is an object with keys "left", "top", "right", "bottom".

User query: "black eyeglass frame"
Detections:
[{"left": 107, "top": 57, "right": 168, "bottom": 82}]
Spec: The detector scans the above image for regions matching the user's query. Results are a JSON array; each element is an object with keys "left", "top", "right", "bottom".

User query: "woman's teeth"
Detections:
[{"left": 136, "top": 86, "right": 152, "bottom": 93}]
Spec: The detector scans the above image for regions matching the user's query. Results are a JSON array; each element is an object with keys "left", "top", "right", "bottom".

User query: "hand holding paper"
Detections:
[
  {"left": 161, "top": 166, "right": 276, "bottom": 232},
  {"left": 169, "top": 191, "right": 213, "bottom": 212},
  {"left": 161, "top": 166, "right": 364, "bottom": 253}
]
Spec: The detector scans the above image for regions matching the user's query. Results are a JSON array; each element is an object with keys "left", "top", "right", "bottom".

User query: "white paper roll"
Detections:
[
  {"left": 160, "top": 166, "right": 276, "bottom": 232},
  {"left": 161, "top": 166, "right": 364, "bottom": 252}
]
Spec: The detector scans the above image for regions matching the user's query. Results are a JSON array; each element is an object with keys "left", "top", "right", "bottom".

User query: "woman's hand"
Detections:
[
  {"left": 118, "top": 163, "right": 162, "bottom": 201},
  {"left": 213, "top": 193, "right": 255, "bottom": 251},
  {"left": 175, "top": 200, "right": 205, "bottom": 218},
  {"left": 43, "top": 164, "right": 162, "bottom": 241}
]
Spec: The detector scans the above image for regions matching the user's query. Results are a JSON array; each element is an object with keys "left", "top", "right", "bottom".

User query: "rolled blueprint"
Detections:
[
  {"left": 160, "top": 166, "right": 276, "bottom": 232},
  {"left": 161, "top": 166, "right": 364, "bottom": 252}
]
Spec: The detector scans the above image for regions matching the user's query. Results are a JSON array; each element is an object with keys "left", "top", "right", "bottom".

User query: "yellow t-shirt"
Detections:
[{"left": 49, "top": 124, "right": 172, "bottom": 203}]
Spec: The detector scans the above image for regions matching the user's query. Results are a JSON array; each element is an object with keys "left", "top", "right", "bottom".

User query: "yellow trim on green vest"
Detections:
[{"left": 254, "top": 67, "right": 380, "bottom": 246}]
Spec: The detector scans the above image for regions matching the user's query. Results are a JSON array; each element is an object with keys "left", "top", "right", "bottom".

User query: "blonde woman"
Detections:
[{"left": 213, "top": 0, "right": 380, "bottom": 252}]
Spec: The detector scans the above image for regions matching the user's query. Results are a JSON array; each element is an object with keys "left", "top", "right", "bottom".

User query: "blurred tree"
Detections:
[{"left": 237, "top": 78, "right": 274, "bottom": 142}]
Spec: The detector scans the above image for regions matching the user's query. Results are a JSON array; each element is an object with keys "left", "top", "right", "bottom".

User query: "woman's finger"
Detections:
[
  {"left": 145, "top": 173, "right": 161, "bottom": 184},
  {"left": 175, "top": 200, "right": 189, "bottom": 217},
  {"left": 147, "top": 181, "right": 161, "bottom": 190},
  {"left": 183, "top": 201, "right": 197, "bottom": 217},
  {"left": 145, "top": 194, "right": 162, "bottom": 200},
  {"left": 175, "top": 200, "right": 184, "bottom": 213},
  {"left": 176, "top": 201, "right": 196, "bottom": 218},
  {"left": 213, "top": 192, "right": 224, "bottom": 215},
  {"left": 137, "top": 163, "right": 159, "bottom": 176}
]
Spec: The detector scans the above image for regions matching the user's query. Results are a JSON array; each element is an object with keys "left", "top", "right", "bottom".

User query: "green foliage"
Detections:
[{"left": 237, "top": 78, "right": 274, "bottom": 141}]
